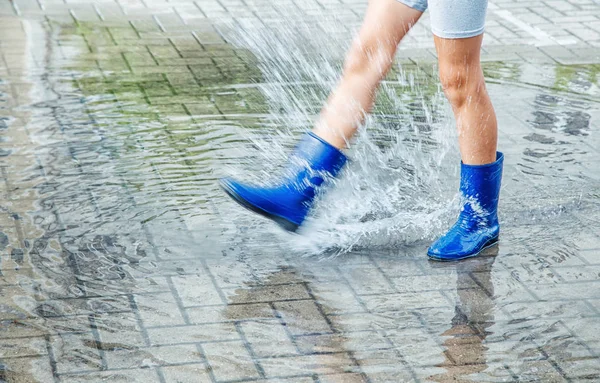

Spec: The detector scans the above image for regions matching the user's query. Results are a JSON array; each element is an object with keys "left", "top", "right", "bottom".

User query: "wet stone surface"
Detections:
[{"left": 1, "top": 0, "right": 600, "bottom": 382}]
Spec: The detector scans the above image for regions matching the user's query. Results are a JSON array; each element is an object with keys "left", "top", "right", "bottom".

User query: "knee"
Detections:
[
  {"left": 439, "top": 64, "right": 483, "bottom": 109},
  {"left": 343, "top": 38, "right": 395, "bottom": 78}
]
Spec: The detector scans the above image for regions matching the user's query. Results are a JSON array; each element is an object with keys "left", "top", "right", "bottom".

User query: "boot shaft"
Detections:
[
  {"left": 459, "top": 152, "right": 504, "bottom": 225},
  {"left": 220, "top": 132, "right": 347, "bottom": 230},
  {"left": 283, "top": 132, "right": 347, "bottom": 199}
]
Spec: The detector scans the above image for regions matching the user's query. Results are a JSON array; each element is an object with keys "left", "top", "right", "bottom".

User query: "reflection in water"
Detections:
[
  {"left": 223, "top": 268, "right": 362, "bottom": 378},
  {"left": 531, "top": 94, "right": 590, "bottom": 137},
  {"left": 430, "top": 247, "right": 497, "bottom": 383}
]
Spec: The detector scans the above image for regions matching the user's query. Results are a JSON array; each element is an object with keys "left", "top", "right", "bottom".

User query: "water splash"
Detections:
[{"left": 219, "top": 17, "right": 459, "bottom": 255}]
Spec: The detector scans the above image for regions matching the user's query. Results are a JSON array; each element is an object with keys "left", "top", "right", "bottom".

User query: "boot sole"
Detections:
[
  {"left": 427, "top": 236, "right": 499, "bottom": 262},
  {"left": 220, "top": 182, "right": 300, "bottom": 233}
]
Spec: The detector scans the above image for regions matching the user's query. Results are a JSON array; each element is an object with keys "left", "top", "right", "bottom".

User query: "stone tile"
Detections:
[
  {"left": 95, "top": 312, "right": 146, "bottom": 348},
  {"left": 60, "top": 369, "right": 161, "bottom": 382},
  {"left": 319, "top": 373, "right": 367, "bottom": 383},
  {"left": 390, "top": 273, "right": 462, "bottom": 293},
  {"left": 541, "top": 336, "right": 597, "bottom": 361},
  {"left": 0, "top": 337, "right": 48, "bottom": 358},
  {"left": 0, "top": 356, "right": 56, "bottom": 382},
  {"left": 105, "top": 344, "right": 204, "bottom": 369},
  {"left": 262, "top": 378, "right": 314, "bottom": 383},
  {"left": 308, "top": 281, "right": 365, "bottom": 314},
  {"left": 224, "top": 284, "right": 311, "bottom": 304},
  {"left": 372, "top": 257, "right": 426, "bottom": 278},
  {"left": 296, "top": 330, "right": 390, "bottom": 354},
  {"left": 353, "top": 349, "right": 413, "bottom": 380},
  {"left": 557, "top": 357, "right": 600, "bottom": 379},
  {"left": 50, "top": 332, "right": 103, "bottom": 374},
  {"left": 329, "top": 311, "right": 422, "bottom": 332},
  {"left": 507, "top": 359, "right": 566, "bottom": 381},
  {"left": 562, "top": 317, "right": 600, "bottom": 344},
  {"left": 260, "top": 353, "right": 357, "bottom": 377},
  {"left": 202, "top": 340, "right": 260, "bottom": 381},
  {"left": 500, "top": 299, "right": 598, "bottom": 322},
  {"left": 186, "top": 303, "right": 275, "bottom": 323},
  {"left": 239, "top": 320, "right": 297, "bottom": 357},
  {"left": 587, "top": 299, "right": 600, "bottom": 314},
  {"left": 338, "top": 264, "right": 396, "bottom": 295},
  {"left": 385, "top": 327, "right": 447, "bottom": 367},
  {"left": 552, "top": 265, "right": 600, "bottom": 281},
  {"left": 578, "top": 249, "right": 600, "bottom": 264},
  {"left": 488, "top": 319, "right": 574, "bottom": 345},
  {"left": 274, "top": 300, "right": 332, "bottom": 335},
  {"left": 135, "top": 292, "right": 186, "bottom": 327},
  {"left": 39, "top": 296, "right": 133, "bottom": 317},
  {"left": 161, "top": 364, "right": 212, "bottom": 382},
  {"left": 531, "top": 282, "right": 600, "bottom": 301},
  {"left": 361, "top": 290, "right": 452, "bottom": 313},
  {"left": 171, "top": 274, "right": 224, "bottom": 306},
  {"left": 147, "top": 323, "right": 239, "bottom": 345}
]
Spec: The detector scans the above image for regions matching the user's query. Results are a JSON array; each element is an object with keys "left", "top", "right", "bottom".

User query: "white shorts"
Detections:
[{"left": 398, "top": 0, "right": 488, "bottom": 39}]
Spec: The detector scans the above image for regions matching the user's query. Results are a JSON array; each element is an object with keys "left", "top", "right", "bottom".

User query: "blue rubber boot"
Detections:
[
  {"left": 428, "top": 152, "right": 504, "bottom": 261},
  {"left": 220, "top": 132, "right": 347, "bottom": 232}
]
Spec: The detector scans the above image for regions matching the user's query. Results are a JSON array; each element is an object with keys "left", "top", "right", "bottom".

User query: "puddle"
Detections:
[{"left": 0, "top": 14, "right": 598, "bottom": 383}]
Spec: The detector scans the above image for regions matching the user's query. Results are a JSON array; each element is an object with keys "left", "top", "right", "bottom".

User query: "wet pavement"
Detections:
[{"left": 1, "top": 0, "right": 600, "bottom": 382}]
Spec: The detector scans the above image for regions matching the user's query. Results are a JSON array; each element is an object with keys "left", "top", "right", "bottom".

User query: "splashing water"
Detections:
[{"left": 218, "top": 18, "right": 460, "bottom": 255}]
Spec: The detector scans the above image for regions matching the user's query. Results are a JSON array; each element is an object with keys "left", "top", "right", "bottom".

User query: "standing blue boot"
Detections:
[
  {"left": 428, "top": 152, "right": 504, "bottom": 261},
  {"left": 220, "top": 132, "right": 347, "bottom": 232}
]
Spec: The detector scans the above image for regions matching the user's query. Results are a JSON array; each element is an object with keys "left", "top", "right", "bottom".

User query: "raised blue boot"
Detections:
[
  {"left": 220, "top": 132, "right": 347, "bottom": 232},
  {"left": 428, "top": 152, "right": 504, "bottom": 261}
]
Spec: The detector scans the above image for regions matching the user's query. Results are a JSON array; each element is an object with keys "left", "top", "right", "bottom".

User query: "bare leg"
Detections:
[
  {"left": 220, "top": 0, "right": 425, "bottom": 231},
  {"left": 312, "top": 0, "right": 423, "bottom": 149},
  {"left": 427, "top": 33, "right": 503, "bottom": 261},
  {"left": 434, "top": 34, "right": 497, "bottom": 165}
]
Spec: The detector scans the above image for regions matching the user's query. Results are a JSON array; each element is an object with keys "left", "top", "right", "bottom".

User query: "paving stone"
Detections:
[
  {"left": 274, "top": 300, "right": 332, "bottom": 335},
  {"left": 104, "top": 344, "right": 204, "bottom": 369},
  {"left": 353, "top": 348, "right": 413, "bottom": 379},
  {"left": 171, "top": 274, "right": 224, "bottom": 307},
  {"left": 60, "top": 368, "right": 161, "bottom": 382},
  {"left": 147, "top": 323, "right": 239, "bottom": 345},
  {"left": 507, "top": 358, "right": 567, "bottom": 381},
  {"left": 337, "top": 264, "right": 396, "bottom": 295},
  {"left": 1, "top": 0, "right": 600, "bottom": 382},
  {"left": 224, "top": 284, "right": 311, "bottom": 304},
  {"left": 187, "top": 303, "right": 275, "bottom": 323},
  {"left": 95, "top": 312, "right": 147, "bottom": 348},
  {"left": 135, "top": 292, "right": 185, "bottom": 326},
  {"left": 329, "top": 311, "right": 422, "bottom": 332},
  {"left": 309, "top": 281, "right": 365, "bottom": 314},
  {"left": 239, "top": 320, "right": 298, "bottom": 357},
  {"left": 0, "top": 337, "right": 48, "bottom": 358},
  {"left": 0, "top": 356, "right": 56, "bottom": 383},
  {"left": 499, "top": 299, "right": 598, "bottom": 321},
  {"left": 362, "top": 290, "right": 452, "bottom": 312},
  {"left": 385, "top": 327, "right": 447, "bottom": 367},
  {"left": 296, "top": 330, "right": 390, "bottom": 354},
  {"left": 160, "top": 364, "right": 212, "bottom": 382},
  {"left": 50, "top": 333, "right": 103, "bottom": 374},
  {"left": 202, "top": 340, "right": 261, "bottom": 381},
  {"left": 260, "top": 353, "right": 357, "bottom": 377}
]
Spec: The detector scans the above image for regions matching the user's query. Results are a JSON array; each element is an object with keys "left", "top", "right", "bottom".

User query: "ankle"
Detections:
[{"left": 311, "top": 127, "right": 348, "bottom": 150}]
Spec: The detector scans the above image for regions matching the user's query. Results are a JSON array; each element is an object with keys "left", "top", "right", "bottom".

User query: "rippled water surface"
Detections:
[{"left": 0, "top": 14, "right": 599, "bottom": 383}]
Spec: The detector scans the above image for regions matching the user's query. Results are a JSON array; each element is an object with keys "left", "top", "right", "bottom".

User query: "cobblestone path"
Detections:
[{"left": 1, "top": 0, "right": 600, "bottom": 382}]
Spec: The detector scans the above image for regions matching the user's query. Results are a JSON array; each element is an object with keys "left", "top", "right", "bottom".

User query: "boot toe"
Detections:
[
  {"left": 427, "top": 226, "right": 499, "bottom": 261},
  {"left": 220, "top": 178, "right": 272, "bottom": 215},
  {"left": 220, "top": 178, "right": 254, "bottom": 206},
  {"left": 219, "top": 178, "right": 303, "bottom": 232}
]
